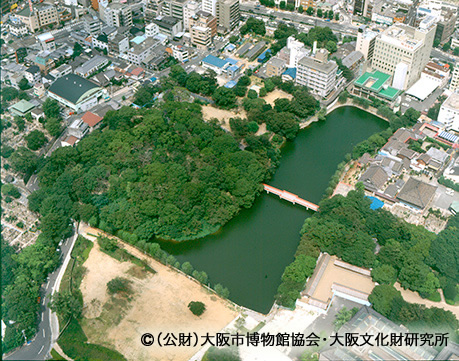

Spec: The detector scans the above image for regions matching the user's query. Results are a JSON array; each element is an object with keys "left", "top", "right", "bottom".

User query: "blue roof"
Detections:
[
  {"left": 366, "top": 196, "right": 384, "bottom": 210},
  {"left": 202, "top": 55, "right": 228, "bottom": 69},
  {"left": 132, "top": 35, "right": 146, "bottom": 44},
  {"left": 225, "top": 80, "right": 237, "bottom": 88},
  {"left": 438, "top": 131, "right": 458, "bottom": 143},
  {"left": 150, "top": 76, "right": 157, "bottom": 83},
  {"left": 225, "top": 57, "right": 238, "bottom": 65},
  {"left": 257, "top": 49, "right": 272, "bottom": 62},
  {"left": 225, "top": 44, "right": 236, "bottom": 51},
  {"left": 227, "top": 65, "right": 239, "bottom": 72},
  {"left": 431, "top": 121, "right": 444, "bottom": 127},
  {"left": 282, "top": 67, "right": 297, "bottom": 79}
]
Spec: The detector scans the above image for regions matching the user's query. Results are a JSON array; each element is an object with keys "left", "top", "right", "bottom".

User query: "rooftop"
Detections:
[
  {"left": 441, "top": 92, "right": 459, "bottom": 111},
  {"left": 81, "top": 111, "right": 103, "bottom": 127},
  {"left": 202, "top": 54, "right": 228, "bottom": 69},
  {"left": 48, "top": 74, "right": 101, "bottom": 105},
  {"left": 9, "top": 99, "right": 35, "bottom": 114},
  {"left": 397, "top": 177, "right": 437, "bottom": 209}
]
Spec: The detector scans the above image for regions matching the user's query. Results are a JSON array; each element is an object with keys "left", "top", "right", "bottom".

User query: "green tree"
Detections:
[
  {"left": 306, "top": 6, "right": 314, "bottom": 15},
  {"left": 229, "top": 35, "right": 239, "bottom": 44},
  {"left": 14, "top": 116, "right": 25, "bottom": 131},
  {"left": 25, "top": 130, "right": 47, "bottom": 151},
  {"left": 42, "top": 98, "right": 61, "bottom": 118},
  {"left": 203, "top": 346, "right": 241, "bottom": 361},
  {"left": 181, "top": 261, "right": 194, "bottom": 275},
  {"left": 371, "top": 264, "right": 397, "bottom": 285},
  {"left": 73, "top": 42, "right": 83, "bottom": 57},
  {"left": 368, "top": 284, "right": 403, "bottom": 317},
  {"left": 333, "top": 307, "right": 358, "bottom": 330},
  {"left": 325, "top": 40, "right": 337, "bottom": 53},
  {"left": 1, "top": 184, "right": 21, "bottom": 199},
  {"left": 213, "top": 87, "right": 236, "bottom": 109},
  {"left": 188, "top": 301, "right": 206, "bottom": 316},
  {"left": 18, "top": 78, "right": 31, "bottom": 91},
  {"left": 2, "top": 87, "right": 19, "bottom": 101},
  {"left": 317, "top": 8, "right": 323, "bottom": 17},
  {"left": 50, "top": 291, "right": 82, "bottom": 319},
  {"left": 45, "top": 117, "right": 62, "bottom": 137},
  {"left": 298, "top": 5, "right": 303, "bottom": 13},
  {"left": 214, "top": 283, "right": 230, "bottom": 298},
  {"left": 10, "top": 147, "right": 39, "bottom": 176}
]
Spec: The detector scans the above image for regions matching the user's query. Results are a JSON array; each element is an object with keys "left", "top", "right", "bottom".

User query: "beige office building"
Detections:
[
  {"left": 189, "top": 10, "right": 216, "bottom": 49},
  {"left": 15, "top": 3, "right": 58, "bottom": 33},
  {"left": 371, "top": 23, "right": 436, "bottom": 90},
  {"left": 218, "top": 0, "right": 240, "bottom": 31}
]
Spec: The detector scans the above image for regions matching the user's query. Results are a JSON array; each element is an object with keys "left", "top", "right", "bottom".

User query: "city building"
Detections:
[
  {"left": 36, "top": 32, "right": 56, "bottom": 51},
  {"left": 83, "top": 14, "right": 101, "bottom": 35},
  {"left": 183, "top": 0, "right": 201, "bottom": 30},
  {"left": 145, "top": 23, "right": 160, "bottom": 38},
  {"left": 49, "top": 64, "right": 72, "bottom": 79},
  {"left": 189, "top": 10, "right": 217, "bottom": 49},
  {"left": 171, "top": 45, "right": 189, "bottom": 62},
  {"left": 109, "top": 34, "right": 130, "bottom": 55},
  {"left": 126, "top": 37, "right": 159, "bottom": 65},
  {"left": 144, "top": 0, "right": 163, "bottom": 23},
  {"left": 153, "top": 16, "right": 183, "bottom": 37},
  {"left": 24, "top": 65, "right": 42, "bottom": 86},
  {"left": 92, "top": 33, "right": 109, "bottom": 51},
  {"left": 266, "top": 57, "right": 286, "bottom": 77},
  {"left": 434, "top": 9, "right": 457, "bottom": 43},
  {"left": 75, "top": 56, "right": 109, "bottom": 78},
  {"left": 34, "top": 51, "right": 54, "bottom": 74},
  {"left": 68, "top": 118, "right": 89, "bottom": 138},
  {"left": 296, "top": 49, "right": 339, "bottom": 98},
  {"left": 8, "top": 19, "right": 29, "bottom": 37},
  {"left": 48, "top": 74, "right": 107, "bottom": 112},
  {"left": 15, "top": 3, "right": 59, "bottom": 33},
  {"left": 420, "top": 61, "right": 450, "bottom": 88},
  {"left": 450, "top": 66, "right": 459, "bottom": 92},
  {"left": 217, "top": 0, "right": 240, "bottom": 31},
  {"left": 202, "top": 0, "right": 217, "bottom": 16},
  {"left": 103, "top": 3, "right": 133, "bottom": 28},
  {"left": 278, "top": 36, "right": 308, "bottom": 68},
  {"left": 162, "top": 0, "right": 189, "bottom": 21},
  {"left": 372, "top": 23, "right": 436, "bottom": 90},
  {"left": 438, "top": 92, "right": 459, "bottom": 132},
  {"left": 353, "top": 71, "right": 400, "bottom": 103},
  {"left": 356, "top": 25, "right": 378, "bottom": 61},
  {"left": 9, "top": 99, "right": 35, "bottom": 117}
]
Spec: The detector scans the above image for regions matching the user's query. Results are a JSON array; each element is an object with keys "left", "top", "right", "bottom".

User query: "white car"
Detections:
[{"left": 446, "top": 189, "right": 454, "bottom": 195}]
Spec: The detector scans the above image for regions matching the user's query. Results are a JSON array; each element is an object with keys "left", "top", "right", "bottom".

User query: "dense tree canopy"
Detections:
[
  {"left": 32, "top": 102, "right": 281, "bottom": 241},
  {"left": 240, "top": 18, "right": 266, "bottom": 36}
]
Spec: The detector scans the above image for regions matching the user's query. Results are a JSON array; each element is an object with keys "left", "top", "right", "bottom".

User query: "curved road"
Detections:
[{"left": 4, "top": 228, "right": 78, "bottom": 361}]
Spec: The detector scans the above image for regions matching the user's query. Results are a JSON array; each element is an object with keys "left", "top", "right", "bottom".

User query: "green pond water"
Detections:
[{"left": 158, "top": 106, "right": 388, "bottom": 314}]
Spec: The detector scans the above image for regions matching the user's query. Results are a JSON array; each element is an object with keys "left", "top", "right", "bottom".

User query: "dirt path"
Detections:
[
  {"left": 394, "top": 283, "right": 459, "bottom": 318},
  {"left": 78, "top": 224, "right": 239, "bottom": 361}
]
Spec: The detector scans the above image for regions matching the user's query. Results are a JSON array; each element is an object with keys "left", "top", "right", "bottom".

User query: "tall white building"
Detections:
[
  {"left": 202, "top": 0, "right": 217, "bottom": 16},
  {"left": 372, "top": 23, "right": 436, "bottom": 90},
  {"left": 450, "top": 66, "right": 459, "bottom": 93},
  {"left": 356, "top": 26, "right": 378, "bottom": 61},
  {"left": 145, "top": 23, "right": 160, "bottom": 37},
  {"left": 286, "top": 36, "right": 308, "bottom": 68},
  {"left": 296, "top": 49, "right": 339, "bottom": 98}
]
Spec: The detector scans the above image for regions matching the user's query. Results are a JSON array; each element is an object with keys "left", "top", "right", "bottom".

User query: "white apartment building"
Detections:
[
  {"left": 83, "top": 14, "right": 101, "bottom": 35},
  {"left": 25, "top": 65, "right": 41, "bottom": 86},
  {"left": 438, "top": 92, "right": 459, "bottom": 132},
  {"left": 356, "top": 26, "right": 378, "bottom": 61},
  {"left": 49, "top": 64, "right": 72, "bottom": 79},
  {"left": 162, "top": 0, "right": 189, "bottom": 20},
  {"left": 371, "top": 23, "right": 436, "bottom": 90},
  {"left": 296, "top": 49, "right": 339, "bottom": 98},
  {"left": 145, "top": 23, "right": 160, "bottom": 37},
  {"left": 8, "top": 19, "right": 28, "bottom": 37},
  {"left": 172, "top": 45, "right": 189, "bottom": 62},
  {"left": 286, "top": 36, "right": 308, "bottom": 68},
  {"left": 37, "top": 32, "right": 56, "bottom": 51}
]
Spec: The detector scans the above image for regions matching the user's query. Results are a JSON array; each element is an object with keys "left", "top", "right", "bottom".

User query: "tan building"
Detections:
[
  {"left": 15, "top": 3, "right": 59, "bottom": 33},
  {"left": 266, "top": 57, "right": 286, "bottom": 77},
  {"left": 371, "top": 23, "right": 436, "bottom": 90},
  {"left": 217, "top": 0, "right": 239, "bottom": 31},
  {"left": 189, "top": 10, "right": 217, "bottom": 49}
]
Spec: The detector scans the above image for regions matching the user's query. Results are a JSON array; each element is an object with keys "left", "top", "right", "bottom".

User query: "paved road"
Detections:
[
  {"left": 431, "top": 48, "right": 458, "bottom": 64},
  {"left": 240, "top": 4, "right": 358, "bottom": 35},
  {"left": 4, "top": 228, "right": 78, "bottom": 361}
]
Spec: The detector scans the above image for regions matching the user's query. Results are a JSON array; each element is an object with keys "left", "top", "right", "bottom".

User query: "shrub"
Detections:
[
  {"left": 188, "top": 301, "right": 206, "bottom": 316},
  {"left": 107, "top": 277, "right": 133, "bottom": 295}
]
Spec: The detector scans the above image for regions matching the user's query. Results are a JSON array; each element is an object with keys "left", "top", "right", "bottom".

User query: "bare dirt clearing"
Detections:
[
  {"left": 262, "top": 89, "right": 293, "bottom": 106},
  {"left": 78, "top": 225, "right": 239, "bottom": 361},
  {"left": 201, "top": 105, "right": 246, "bottom": 132}
]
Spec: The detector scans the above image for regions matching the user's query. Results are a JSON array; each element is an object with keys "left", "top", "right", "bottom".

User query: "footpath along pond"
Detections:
[{"left": 158, "top": 106, "right": 388, "bottom": 314}]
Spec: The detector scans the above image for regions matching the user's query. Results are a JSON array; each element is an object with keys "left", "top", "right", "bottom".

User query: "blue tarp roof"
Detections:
[
  {"left": 225, "top": 80, "right": 237, "bottom": 88},
  {"left": 366, "top": 196, "right": 384, "bottom": 210},
  {"left": 150, "top": 76, "right": 157, "bottom": 83},
  {"left": 257, "top": 49, "right": 272, "bottom": 62},
  {"left": 202, "top": 55, "right": 228, "bottom": 69},
  {"left": 282, "top": 67, "right": 297, "bottom": 79}
]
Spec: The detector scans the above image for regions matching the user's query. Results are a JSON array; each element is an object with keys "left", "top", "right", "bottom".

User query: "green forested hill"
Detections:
[{"left": 31, "top": 102, "right": 281, "bottom": 241}]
